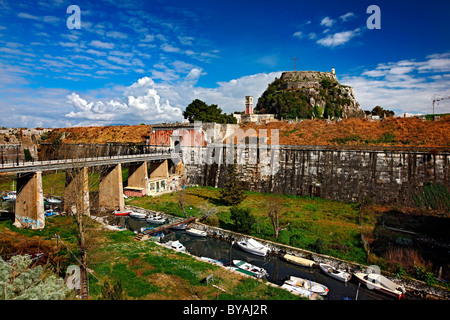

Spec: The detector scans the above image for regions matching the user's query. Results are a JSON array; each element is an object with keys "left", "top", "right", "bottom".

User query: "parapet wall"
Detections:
[{"left": 184, "top": 145, "right": 450, "bottom": 207}]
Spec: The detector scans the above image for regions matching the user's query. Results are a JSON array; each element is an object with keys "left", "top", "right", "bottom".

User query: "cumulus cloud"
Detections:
[
  {"left": 320, "top": 17, "right": 335, "bottom": 27},
  {"left": 66, "top": 77, "right": 183, "bottom": 124}
]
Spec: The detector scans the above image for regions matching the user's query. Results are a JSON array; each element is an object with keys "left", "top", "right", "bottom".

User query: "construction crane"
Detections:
[{"left": 432, "top": 94, "right": 450, "bottom": 117}]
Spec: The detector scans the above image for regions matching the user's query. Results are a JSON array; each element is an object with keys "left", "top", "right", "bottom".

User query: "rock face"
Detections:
[{"left": 255, "top": 70, "right": 363, "bottom": 119}]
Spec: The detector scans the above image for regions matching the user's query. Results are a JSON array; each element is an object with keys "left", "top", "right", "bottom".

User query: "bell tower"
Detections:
[{"left": 245, "top": 96, "right": 253, "bottom": 114}]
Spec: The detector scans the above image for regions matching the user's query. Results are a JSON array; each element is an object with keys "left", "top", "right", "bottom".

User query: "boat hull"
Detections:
[
  {"left": 237, "top": 241, "right": 269, "bottom": 256},
  {"left": 186, "top": 228, "right": 207, "bottom": 237},
  {"left": 283, "top": 254, "right": 315, "bottom": 267},
  {"left": 353, "top": 272, "right": 405, "bottom": 299},
  {"left": 319, "top": 263, "right": 352, "bottom": 282}
]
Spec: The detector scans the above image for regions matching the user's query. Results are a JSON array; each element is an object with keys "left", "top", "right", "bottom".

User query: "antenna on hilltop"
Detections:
[{"left": 292, "top": 56, "right": 298, "bottom": 71}]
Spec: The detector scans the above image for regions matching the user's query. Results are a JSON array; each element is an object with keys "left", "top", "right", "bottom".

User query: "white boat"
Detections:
[
  {"left": 186, "top": 228, "right": 207, "bottom": 237},
  {"left": 200, "top": 257, "right": 224, "bottom": 266},
  {"left": 171, "top": 223, "right": 187, "bottom": 230},
  {"left": 281, "top": 282, "right": 315, "bottom": 298},
  {"left": 353, "top": 272, "right": 406, "bottom": 299},
  {"left": 46, "top": 197, "right": 62, "bottom": 204},
  {"left": 2, "top": 191, "right": 16, "bottom": 201},
  {"left": 129, "top": 211, "right": 147, "bottom": 219},
  {"left": 237, "top": 238, "right": 270, "bottom": 256},
  {"left": 286, "top": 276, "right": 329, "bottom": 296},
  {"left": 165, "top": 240, "right": 186, "bottom": 252},
  {"left": 283, "top": 254, "right": 315, "bottom": 268},
  {"left": 231, "top": 260, "right": 268, "bottom": 279},
  {"left": 146, "top": 215, "right": 165, "bottom": 224},
  {"left": 319, "top": 263, "right": 352, "bottom": 283}
]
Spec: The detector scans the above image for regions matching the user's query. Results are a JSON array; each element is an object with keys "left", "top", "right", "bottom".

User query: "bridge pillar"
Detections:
[
  {"left": 127, "top": 161, "right": 148, "bottom": 195},
  {"left": 65, "top": 167, "right": 90, "bottom": 216},
  {"left": 99, "top": 164, "right": 124, "bottom": 211},
  {"left": 149, "top": 159, "right": 169, "bottom": 179},
  {"left": 13, "top": 171, "right": 45, "bottom": 229}
]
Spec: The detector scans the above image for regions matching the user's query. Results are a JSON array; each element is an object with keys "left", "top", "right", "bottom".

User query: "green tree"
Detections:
[
  {"left": 371, "top": 106, "right": 394, "bottom": 118},
  {"left": 0, "top": 255, "right": 68, "bottom": 300},
  {"left": 183, "top": 99, "right": 237, "bottom": 124},
  {"left": 220, "top": 165, "right": 246, "bottom": 206},
  {"left": 230, "top": 206, "right": 255, "bottom": 234}
]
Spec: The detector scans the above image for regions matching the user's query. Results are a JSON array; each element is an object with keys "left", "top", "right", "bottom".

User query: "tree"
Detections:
[
  {"left": 230, "top": 206, "right": 255, "bottom": 234},
  {"left": 0, "top": 254, "right": 68, "bottom": 300},
  {"left": 183, "top": 99, "right": 237, "bottom": 124},
  {"left": 371, "top": 106, "right": 394, "bottom": 118},
  {"left": 219, "top": 165, "right": 246, "bottom": 206},
  {"left": 266, "top": 197, "right": 287, "bottom": 239}
]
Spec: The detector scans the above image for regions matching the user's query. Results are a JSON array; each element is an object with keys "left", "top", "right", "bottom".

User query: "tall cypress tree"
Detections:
[{"left": 220, "top": 164, "right": 246, "bottom": 206}]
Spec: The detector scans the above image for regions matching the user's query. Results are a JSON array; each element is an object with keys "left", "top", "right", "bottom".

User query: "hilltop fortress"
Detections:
[{"left": 256, "top": 69, "right": 363, "bottom": 119}]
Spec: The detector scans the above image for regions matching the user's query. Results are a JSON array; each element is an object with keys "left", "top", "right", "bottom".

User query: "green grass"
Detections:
[{"left": 127, "top": 186, "right": 366, "bottom": 264}]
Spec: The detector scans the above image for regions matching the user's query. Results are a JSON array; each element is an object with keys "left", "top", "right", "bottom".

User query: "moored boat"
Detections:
[
  {"left": 237, "top": 238, "right": 270, "bottom": 256},
  {"left": 171, "top": 223, "right": 187, "bottom": 230},
  {"left": 286, "top": 276, "right": 329, "bottom": 296},
  {"left": 146, "top": 214, "right": 165, "bottom": 224},
  {"left": 130, "top": 211, "right": 147, "bottom": 219},
  {"left": 231, "top": 260, "right": 268, "bottom": 279},
  {"left": 113, "top": 210, "right": 132, "bottom": 216},
  {"left": 165, "top": 240, "right": 186, "bottom": 252},
  {"left": 283, "top": 254, "right": 315, "bottom": 268},
  {"left": 353, "top": 272, "right": 406, "bottom": 299},
  {"left": 2, "top": 191, "right": 16, "bottom": 201},
  {"left": 186, "top": 228, "right": 207, "bottom": 237},
  {"left": 46, "top": 197, "right": 62, "bottom": 204},
  {"left": 281, "top": 282, "right": 315, "bottom": 298},
  {"left": 319, "top": 263, "right": 352, "bottom": 282}
]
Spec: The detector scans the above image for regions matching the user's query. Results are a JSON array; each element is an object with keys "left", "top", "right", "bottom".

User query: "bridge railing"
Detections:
[{"left": 0, "top": 146, "right": 178, "bottom": 171}]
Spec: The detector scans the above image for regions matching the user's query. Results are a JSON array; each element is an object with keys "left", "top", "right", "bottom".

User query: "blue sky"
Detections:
[{"left": 0, "top": 0, "right": 449, "bottom": 128}]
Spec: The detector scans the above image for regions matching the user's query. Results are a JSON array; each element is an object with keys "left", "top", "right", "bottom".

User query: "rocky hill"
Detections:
[{"left": 255, "top": 70, "right": 364, "bottom": 119}]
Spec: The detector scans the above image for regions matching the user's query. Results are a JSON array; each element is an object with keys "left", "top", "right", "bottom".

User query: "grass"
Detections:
[
  {"left": 127, "top": 186, "right": 366, "bottom": 263},
  {"left": 0, "top": 216, "right": 301, "bottom": 300}
]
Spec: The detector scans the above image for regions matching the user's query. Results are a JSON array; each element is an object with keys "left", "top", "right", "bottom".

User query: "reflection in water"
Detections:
[{"left": 119, "top": 217, "right": 393, "bottom": 300}]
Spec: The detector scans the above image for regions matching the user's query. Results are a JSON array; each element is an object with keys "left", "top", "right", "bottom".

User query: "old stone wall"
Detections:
[{"left": 184, "top": 145, "right": 450, "bottom": 207}]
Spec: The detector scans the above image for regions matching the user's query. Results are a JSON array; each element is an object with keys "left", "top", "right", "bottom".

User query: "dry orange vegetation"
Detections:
[
  {"left": 44, "top": 116, "right": 450, "bottom": 149},
  {"left": 46, "top": 125, "right": 152, "bottom": 144},
  {"left": 234, "top": 116, "right": 450, "bottom": 148}
]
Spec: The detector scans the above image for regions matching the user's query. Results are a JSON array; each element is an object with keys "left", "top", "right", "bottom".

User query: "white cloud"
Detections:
[
  {"left": 320, "top": 17, "right": 335, "bottom": 27},
  {"left": 89, "top": 40, "right": 115, "bottom": 49},
  {"left": 106, "top": 31, "right": 128, "bottom": 39},
  {"left": 341, "top": 54, "right": 450, "bottom": 115},
  {"left": 66, "top": 77, "right": 183, "bottom": 124},
  {"left": 292, "top": 31, "right": 303, "bottom": 39},
  {"left": 317, "top": 28, "right": 361, "bottom": 47},
  {"left": 339, "top": 12, "right": 355, "bottom": 21}
]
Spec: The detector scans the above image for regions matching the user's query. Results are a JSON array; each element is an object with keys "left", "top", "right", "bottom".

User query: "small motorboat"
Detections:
[
  {"left": 286, "top": 276, "right": 329, "bottom": 296},
  {"left": 231, "top": 260, "right": 268, "bottom": 279},
  {"left": 237, "top": 238, "right": 270, "bottom": 256},
  {"left": 165, "top": 240, "right": 186, "bottom": 252},
  {"left": 171, "top": 223, "right": 187, "bottom": 230},
  {"left": 281, "top": 282, "right": 315, "bottom": 298},
  {"left": 282, "top": 254, "right": 315, "bottom": 268},
  {"left": 113, "top": 210, "right": 132, "bottom": 216},
  {"left": 2, "top": 191, "right": 16, "bottom": 201},
  {"left": 319, "top": 263, "right": 352, "bottom": 283},
  {"left": 129, "top": 211, "right": 147, "bottom": 219},
  {"left": 200, "top": 257, "right": 224, "bottom": 266},
  {"left": 186, "top": 228, "right": 207, "bottom": 237},
  {"left": 46, "top": 197, "right": 62, "bottom": 204},
  {"left": 44, "top": 210, "right": 58, "bottom": 217},
  {"left": 146, "top": 214, "right": 165, "bottom": 224},
  {"left": 353, "top": 272, "right": 406, "bottom": 299}
]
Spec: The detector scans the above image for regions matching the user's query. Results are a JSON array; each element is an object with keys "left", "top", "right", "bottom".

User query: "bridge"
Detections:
[{"left": 0, "top": 150, "right": 181, "bottom": 230}]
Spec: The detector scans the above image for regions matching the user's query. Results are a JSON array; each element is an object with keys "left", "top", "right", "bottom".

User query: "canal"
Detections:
[{"left": 119, "top": 216, "right": 397, "bottom": 301}]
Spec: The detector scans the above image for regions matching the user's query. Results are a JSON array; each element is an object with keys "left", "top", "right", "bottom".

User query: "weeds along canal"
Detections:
[{"left": 120, "top": 216, "right": 400, "bottom": 301}]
